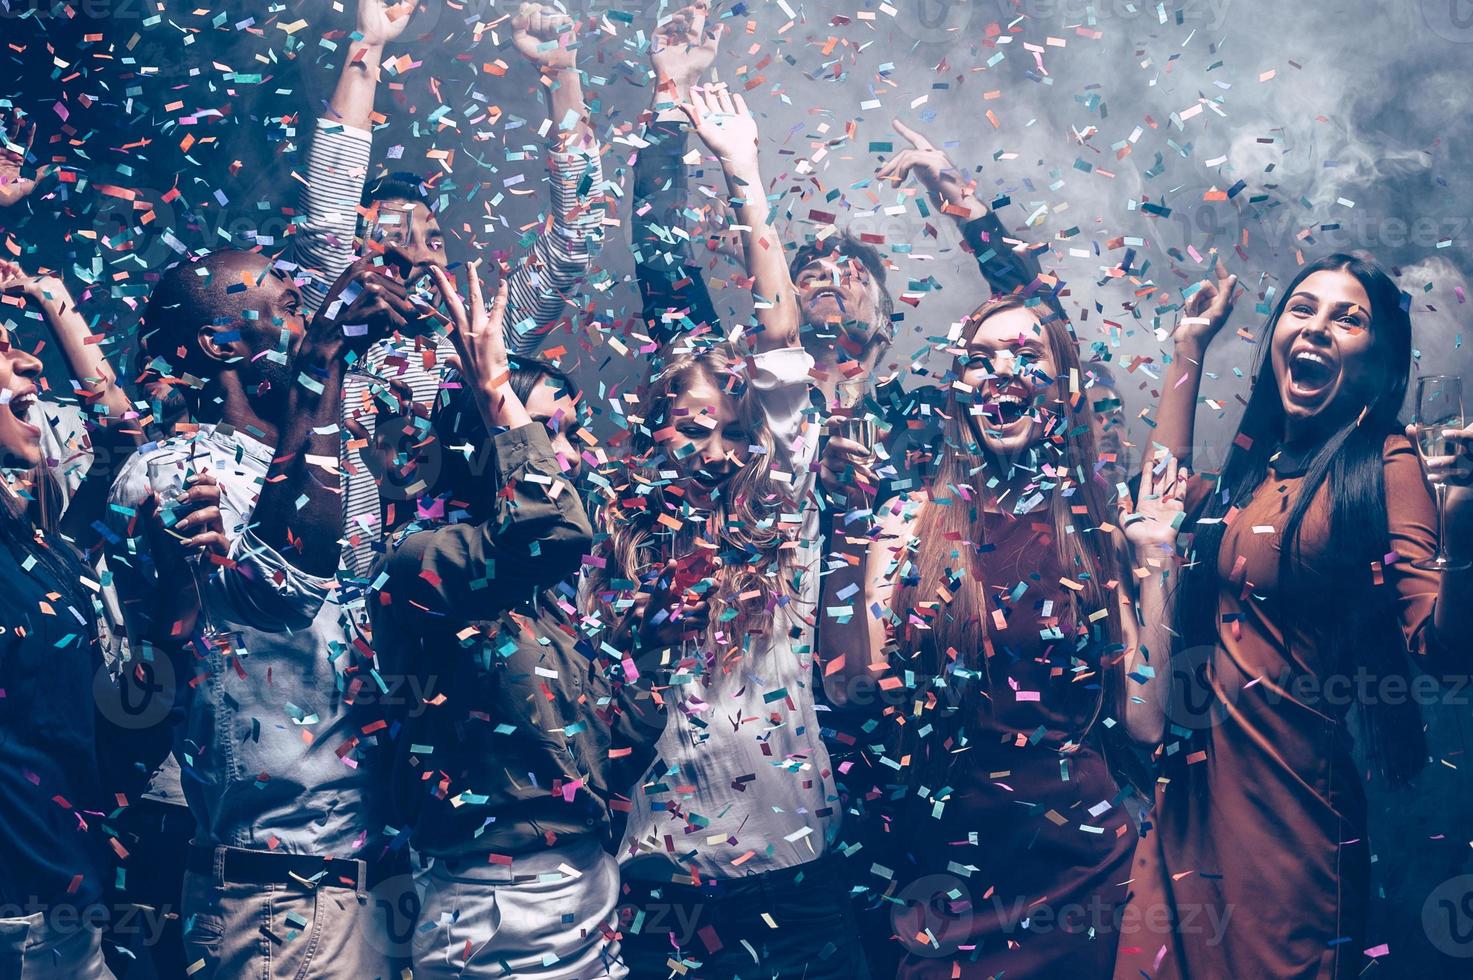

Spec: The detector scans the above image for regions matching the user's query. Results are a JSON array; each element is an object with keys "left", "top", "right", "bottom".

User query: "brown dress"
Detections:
[
  {"left": 1117, "top": 435, "right": 1450, "bottom": 980},
  {"left": 895, "top": 511, "right": 1136, "bottom": 979}
]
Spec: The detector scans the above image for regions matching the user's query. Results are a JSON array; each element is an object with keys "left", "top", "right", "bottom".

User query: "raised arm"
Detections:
[
  {"left": 378, "top": 265, "right": 590, "bottom": 611},
  {"left": 879, "top": 118, "right": 1062, "bottom": 320},
  {"left": 1117, "top": 450, "right": 1190, "bottom": 745},
  {"left": 0, "top": 261, "right": 144, "bottom": 549},
  {"left": 818, "top": 495, "right": 912, "bottom": 707},
  {"left": 634, "top": 3, "right": 723, "bottom": 343},
  {"left": 292, "top": 0, "right": 415, "bottom": 315},
  {"left": 0, "top": 264, "right": 131, "bottom": 424},
  {"left": 1154, "top": 261, "right": 1238, "bottom": 467},
  {"left": 681, "top": 85, "right": 799, "bottom": 352},
  {"left": 501, "top": 3, "right": 607, "bottom": 357},
  {"left": 250, "top": 257, "right": 419, "bottom": 576},
  {"left": 0, "top": 110, "right": 39, "bottom": 209}
]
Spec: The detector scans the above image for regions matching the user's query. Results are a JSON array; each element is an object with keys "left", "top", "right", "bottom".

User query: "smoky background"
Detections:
[{"left": 4, "top": 0, "right": 1473, "bottom": 967}]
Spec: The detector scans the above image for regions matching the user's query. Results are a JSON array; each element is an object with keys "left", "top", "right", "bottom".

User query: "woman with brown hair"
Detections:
[
  {"left": 587, "top": 83, "right": 868, "bottom": 977},
  {"left": 818, "top": 293, "right": 1183, "bottom": 977}
]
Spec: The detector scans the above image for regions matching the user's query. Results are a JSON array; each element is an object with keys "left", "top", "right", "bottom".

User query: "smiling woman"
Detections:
[
  {"left": 0, "top": 326, "right": 44, "bottom": 470},
  {"left": 1122, "top": 252, "right": 1473, "bottom": 980}
]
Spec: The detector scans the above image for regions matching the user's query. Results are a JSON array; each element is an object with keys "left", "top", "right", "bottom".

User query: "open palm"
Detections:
[
  {"left": 0, "top": 111, "right": 36, "bottom": 208},
  {"left": 682, "top": 85, "right": 757, "bottom": 169},
  {"left": 357, "top": 0, "right": 415, "bottom": 47},
  {"left": 1122, "top": 452, "right": 1188, "bottom": 552},
  {"left": 652, "top": 3, "right": 722, "bottom": 88}
]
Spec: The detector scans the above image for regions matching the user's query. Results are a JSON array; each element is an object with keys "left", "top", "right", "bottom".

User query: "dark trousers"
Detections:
[
  {"left": 103, "top": 799, "right": 192, "bottom": 980},
  {"left": 618, "top": 857, "right": 870, "bottom": 980}
]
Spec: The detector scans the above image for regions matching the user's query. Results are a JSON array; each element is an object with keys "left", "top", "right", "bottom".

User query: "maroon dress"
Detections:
[
  {"left": 1116, "top": 436, "right": 1450, "bottom": 980},
  {"left": 894, "top": 511, "right": 1136, "bottom": 978}
]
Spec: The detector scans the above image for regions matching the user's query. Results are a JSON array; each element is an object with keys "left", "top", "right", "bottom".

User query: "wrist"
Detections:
[
  {"left": 1173, "top": 337, "right": 1205, "bottom": 360},
  {"left": 351, "top": 41, "right": 385, "bottom": 65}
]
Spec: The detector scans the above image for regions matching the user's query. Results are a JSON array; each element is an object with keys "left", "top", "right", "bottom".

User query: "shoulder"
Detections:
[{"left": 1382, "top": 430, "right": 1419, "bottom": 466}]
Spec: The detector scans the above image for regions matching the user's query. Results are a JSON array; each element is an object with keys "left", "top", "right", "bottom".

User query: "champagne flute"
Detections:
[
  {"left": 1412, "top": 375, "right": 1469, "bottom": 572},
  {"left": 835, "top": 376, "right": 877, "bottom": 448},
  {"left": 147, "top": 450, "right": 232, "bottom": 647}
]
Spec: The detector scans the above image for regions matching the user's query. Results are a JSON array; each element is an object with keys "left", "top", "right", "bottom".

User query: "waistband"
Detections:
[
  {"left": 623, "top": 853, "right": 845, "bottom": 899},
  {"left": 187, "top": 843, "right": 369, "bottom": 893}
]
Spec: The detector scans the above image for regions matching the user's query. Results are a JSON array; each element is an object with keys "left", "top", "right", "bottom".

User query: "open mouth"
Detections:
[
  {"left": 806, "top": 286, "right": 843, "bottom": 307},
  {"left": 3, "top": 389, "right": 40, "bottom": 438},
  {"left": 1287, "top": 348, "right": 1338, "bottom": 400},
  {"left": 980, "top": 385, "right": 1032, "bottom": 429},
  {"left": 693, "top": 468, "right": 733, "bottom": 488}
]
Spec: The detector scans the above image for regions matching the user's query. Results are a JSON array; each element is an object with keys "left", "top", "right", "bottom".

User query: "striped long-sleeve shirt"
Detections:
[
  {"left": 338, "top": 145, "right": 607, "bottom": 579},
  {"left": 291, "top": 118, "right": 374, "bottom": 317}
]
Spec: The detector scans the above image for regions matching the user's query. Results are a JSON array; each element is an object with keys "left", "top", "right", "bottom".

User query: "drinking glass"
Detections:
[
  {"left": 1412, "top": 375, "right": 1469, "bottom": 572},
  {"left": 147, "top": 453, "right": 232, "bottom": 646}
]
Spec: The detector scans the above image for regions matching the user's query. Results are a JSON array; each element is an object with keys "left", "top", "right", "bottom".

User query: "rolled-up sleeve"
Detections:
[
  {"left": 213, "top": 527, "right": 336, "bottom": 632},
  {"left": 292, "top": 120, "right": 373, "bottom": 316},
  {"left": 747, "top": 346, "right": 820, "bottom": 471},
  {"left": 378, "top": 425, "right": 593, "bottom": 622},
  {"left": 503, "top": 147, "right": 607, "bottom": 357}
]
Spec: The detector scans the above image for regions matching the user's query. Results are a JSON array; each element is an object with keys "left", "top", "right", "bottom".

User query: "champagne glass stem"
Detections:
[{"left": 1436, "top": 482, "right": 1452, "bottom": 567}]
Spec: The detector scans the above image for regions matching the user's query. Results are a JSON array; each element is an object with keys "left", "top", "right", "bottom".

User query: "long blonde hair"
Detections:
[
  {"left": 585, "top": 341, "right": 800, "bottom": 651},
  {"left": 891, "top": 296, "right": 1125, "bottom": 767}
]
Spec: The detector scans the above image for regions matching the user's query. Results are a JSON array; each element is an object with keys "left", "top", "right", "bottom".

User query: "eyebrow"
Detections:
[{"left": 1288, "top": 291, "right": 1366, "bottom": 315}]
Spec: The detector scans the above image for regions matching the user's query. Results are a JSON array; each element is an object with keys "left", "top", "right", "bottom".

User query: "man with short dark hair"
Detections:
[{"left": 107, "top": 249, "right": 411, "bottom": 979}]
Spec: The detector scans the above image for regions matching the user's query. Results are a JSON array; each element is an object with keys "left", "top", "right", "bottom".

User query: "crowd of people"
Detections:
[{"left": 0, "top": 2, "right": 1469, "bottom": 979}]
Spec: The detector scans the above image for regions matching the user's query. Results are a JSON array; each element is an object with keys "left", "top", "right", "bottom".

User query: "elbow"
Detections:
[{"left": 533, "top": 516, "right": 594, "bottom": 586}]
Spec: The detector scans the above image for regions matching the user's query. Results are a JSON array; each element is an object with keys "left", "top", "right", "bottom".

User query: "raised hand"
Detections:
[
  {"left": 651, "top": 3, "right": 722, "bottom": 96},
  {"left": 1121, "top": 450, "right": 1189, "bottom": 552},
  {"left": 876, "top": 119, "right": 985, "bottom": 221},
  {"left": 0, "top": 259, "right": 31, "bottom": 295},
  {"left": 313, "top": 254, "right": 421, "bottom": 349},
  {"left": 681, "top": 84, "right": 758, "bottom": 171},
  {"left": 431, "top": 262, "right": 527, "bottom": 430},
  {"left": 0, "top": 111, "right": 37, "bottom": 208},
  {"left": 1175, "top": 259, "right": 1239, "bottom": 353},
  {"left": 512, "top": 2, "right": 578, "bottom": 71},
  {"left": 356, "top": 0, "right": 416, "bottom": 48}
]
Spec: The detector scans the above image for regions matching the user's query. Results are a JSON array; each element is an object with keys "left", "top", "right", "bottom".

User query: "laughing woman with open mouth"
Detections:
[{"left": 1119, "top": 253, "right": 1473, "bottom": 979}]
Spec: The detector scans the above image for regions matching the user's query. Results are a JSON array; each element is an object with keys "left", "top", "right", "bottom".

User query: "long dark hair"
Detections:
[
  {"left": 0, "top": 469, "right": 96, "bottom": 637},
  {"left": 1176, "top": 253, "right": 1424, "bottom": 783}
]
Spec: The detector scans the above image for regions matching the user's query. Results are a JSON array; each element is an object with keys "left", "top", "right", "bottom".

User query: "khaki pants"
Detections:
[
  {"left": 412, "top": 837, "right": 625, "bottom": 979},
  {"left": 0, "top": 910, "right": 114, "bottom": 980},
  {"left": 180, "top": 846, "right": 394, "bottom": 980}
]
